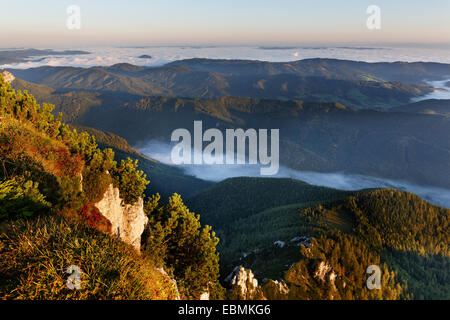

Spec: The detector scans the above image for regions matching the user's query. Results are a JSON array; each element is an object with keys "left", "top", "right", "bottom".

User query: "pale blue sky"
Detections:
[{"left": 0, "top": 0, "right": 449, "bottom": 47}]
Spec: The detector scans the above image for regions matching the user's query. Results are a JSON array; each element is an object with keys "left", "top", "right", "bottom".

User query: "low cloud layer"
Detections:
[
  {"left": 2, "top": 45, "right": 450, "bottom": 69},
  {"left": 138, "top": 140, "right": 450, "bottom": 209}
]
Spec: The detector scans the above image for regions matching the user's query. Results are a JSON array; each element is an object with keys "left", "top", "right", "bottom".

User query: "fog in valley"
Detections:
[
  {"left": 138, "top": 140, "right": 450, "bottom": 209},
  {"left": 413, "top": 78, "right": 450, "bottom": 101}
]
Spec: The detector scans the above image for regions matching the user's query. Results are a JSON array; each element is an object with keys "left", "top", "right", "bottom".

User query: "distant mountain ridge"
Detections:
[
  {"left": 9, "top": 57, "right": 448, "bottom": 109},
  {"left": 10, "top": 77, "right": 450, "bottom": 190},
  {"left": 166, "top": 58, "right": 450, "bottom": 83},
  {"left": 0, "top": 48, "right": 90, "bottom": 65}
]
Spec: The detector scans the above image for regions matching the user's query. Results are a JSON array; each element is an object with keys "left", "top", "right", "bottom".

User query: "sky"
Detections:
[{"left": 0, "top": 0, "right": 449, "bottom": 48}]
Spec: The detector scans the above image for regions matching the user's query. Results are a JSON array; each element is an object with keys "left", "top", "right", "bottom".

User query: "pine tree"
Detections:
[{"left": 143, "top": 193, "right": 222, "bottom": 299}]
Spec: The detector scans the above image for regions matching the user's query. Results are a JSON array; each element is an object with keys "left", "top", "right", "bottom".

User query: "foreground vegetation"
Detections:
[
  {"left": 0, "top": 215, "right": 179, "bottom": 299},
  {"left": 0, "top": 74, "right": 222, "bottom": 299}
]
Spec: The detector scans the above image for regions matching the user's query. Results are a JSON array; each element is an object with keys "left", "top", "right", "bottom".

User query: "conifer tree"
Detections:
[{"left": 143, "top": 193, "right": 222, "bottom": 299}]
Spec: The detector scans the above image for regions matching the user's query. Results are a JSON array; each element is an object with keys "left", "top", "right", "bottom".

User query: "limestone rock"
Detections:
[
  {"left": 199, "top": 291, "right": 210, "bottom": 300},
  {"left": 274, "top": 240, "right": 285, "bottom": 248},
  {"left": 226, "top": 266, "right": 264, "bottom": 300},
  {"left": 95, "top": 184, "right": 147, "bottom": 252},
  {"left": 261, "top": 279, "right": 290, "bottom": 299},
  {"left": 290, "top": 236, "right": 311, "bottom": 247},
  {"left": 270, "top": 280, "right": 289, "bottom": 295},
  {"left": 314, "top": 261, "right": 337, "bottom": 291}
]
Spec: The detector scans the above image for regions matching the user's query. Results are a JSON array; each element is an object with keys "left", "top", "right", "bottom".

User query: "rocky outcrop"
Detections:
[
  {"left": 94, "top": 184, "right": 147, "bottom": 252},
  {"left": 226, "top": 266, "right": 265, "bottom": 300},
  {"left": 274, "top": 240, "right": 286, "bottom": 248},
  {"left": 199, "top": 291, "right": 210, "bottom": 300},
  {"left": 270, "top": 280, "right": 289, "bottom": 295},
  {"left": 290, "top": 236, "right": 311, "bottom": 247},
  {"left": 1, "top": 71, "right": 15, "bottom": 83},
  {"left": 261, "top": 279, "right": 290, "bottom": 300},
  {"left": 314, "top": 261, "right": 337, "bottom": 292}
]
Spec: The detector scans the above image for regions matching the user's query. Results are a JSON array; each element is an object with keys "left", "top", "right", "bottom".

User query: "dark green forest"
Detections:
[{"left": 188, "top": 178, "right": 450, "bottom": 300}]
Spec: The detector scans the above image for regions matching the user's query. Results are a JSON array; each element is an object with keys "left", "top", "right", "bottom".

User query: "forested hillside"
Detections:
[
  {"left": 188, "top": 177, "right": 450, "bottom": 300},
  {"left": 166, "top": 58, "right": 450, "bottom": 84},
  {"left": 290, "top": 190, "right": 449, "bottom": 299}
]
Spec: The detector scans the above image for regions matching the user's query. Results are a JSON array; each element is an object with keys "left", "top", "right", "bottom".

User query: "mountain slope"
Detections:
[
  {"left": 10, "top": 65, "right": 169, "bottom": 96},
  {"left": 390, "top": 99, "right": 450, "bottom": 116},
  {"left": 167, "top": 58, "right": 450, "bottom": 83},
  {"left": 187, "top": 177, "right": 450, "bottom": 299},
  {"left": 8, "top": 57, "right": 439, "bottom": 109},
  {"left": 10, "top": 78, "right": 450, "bottom": 189},
  {"left": 187, "top": 177, "right": 354, "bottom": 268}
]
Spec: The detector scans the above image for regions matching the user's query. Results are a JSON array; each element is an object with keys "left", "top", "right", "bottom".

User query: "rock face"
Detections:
[
  {"left": 1, "top": 71, "right": 15, "bottom": 83},
  {"left": 226, "top": 266, "right": 264, "bottom": 300},
  {"left": 270, "top": 280, "right": 289, "bottom": 295},
  {"left": 290, "top": 236, "right": 311, "bottom": 247},
  {"left": 199, "top": 291, "right": 210, "bottom": 300},
  {"left": 95, "top": 184, "right": 147, "bottom": 252},
  {"left": 261, "top": 279, "right": 290, "bottom": 299},
  {"left": 314, "top": 261, "right": 337, "bottom": 292},
  {"left": 274, "top": 240, "right": 286, "bottom": 248}
]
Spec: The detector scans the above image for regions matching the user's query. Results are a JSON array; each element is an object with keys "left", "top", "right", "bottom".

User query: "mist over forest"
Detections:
[{"left": 138, "top": 139, "right": 450, "bottom": 208}]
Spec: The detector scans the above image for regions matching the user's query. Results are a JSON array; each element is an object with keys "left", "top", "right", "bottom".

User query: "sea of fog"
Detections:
[
  {"left": 2, "top": 45, "right": 450, "bottom": 69},
  {"left": 137, "top": 140, "right": 450, "bottom": 209}
]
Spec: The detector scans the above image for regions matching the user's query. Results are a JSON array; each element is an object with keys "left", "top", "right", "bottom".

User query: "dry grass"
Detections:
[{"left": 0, "top": 215, "right": 179, "bottom": 300}]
